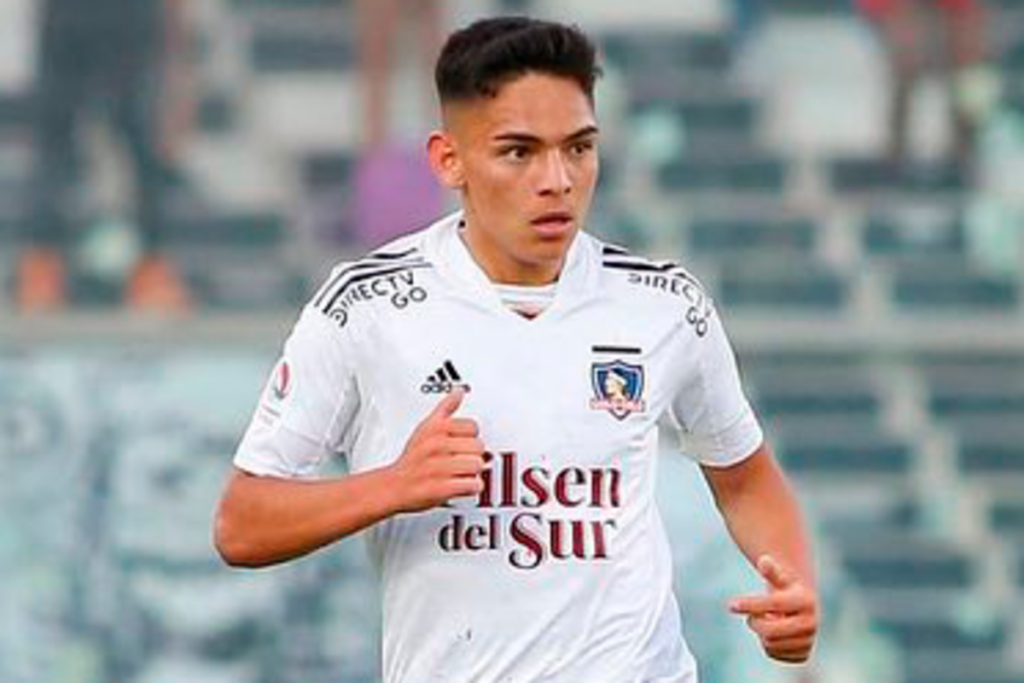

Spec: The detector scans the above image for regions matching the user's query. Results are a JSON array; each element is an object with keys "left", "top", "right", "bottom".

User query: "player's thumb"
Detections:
[
  {"left": 757, "top": 555, "right": 791, "bottom": 589},
  {"left": 429, "top": 387, "right": 465, "bottom": 421}
]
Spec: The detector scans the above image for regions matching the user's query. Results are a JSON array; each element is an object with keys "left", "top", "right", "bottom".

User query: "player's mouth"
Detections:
[{"left": 530, "top": 211, "right": 574, "bottom": 237}]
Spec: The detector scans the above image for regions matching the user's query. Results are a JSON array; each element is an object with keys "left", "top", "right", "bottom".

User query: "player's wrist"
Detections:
[{"left": 376, "top": 461, "right": 418, "bottom": 515}]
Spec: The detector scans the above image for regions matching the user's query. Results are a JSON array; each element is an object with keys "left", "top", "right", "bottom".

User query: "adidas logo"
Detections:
[{"left": 420, "top": 360, "right": 472, "bottom": 394}]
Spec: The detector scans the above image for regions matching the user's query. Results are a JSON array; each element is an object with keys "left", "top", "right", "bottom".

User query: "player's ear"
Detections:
[{"left": 427, "top": 130, "right": 465, "bottom": 189}]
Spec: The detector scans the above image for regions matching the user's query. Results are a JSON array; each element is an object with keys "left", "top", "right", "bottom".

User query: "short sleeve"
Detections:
[
  {"left": 233, "top": 305, "right": 359, "bottom": 478},
  {"left": 667, "top": 300, "right": 763, "bottom": 467}
]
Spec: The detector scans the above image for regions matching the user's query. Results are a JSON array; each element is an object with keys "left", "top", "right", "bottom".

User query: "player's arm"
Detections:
[
  {"left": 701, "top": 443, "right": 819, "bottom": 663},
  {"left": 215, "top": 390, "right": 485, "bottom": 568}
]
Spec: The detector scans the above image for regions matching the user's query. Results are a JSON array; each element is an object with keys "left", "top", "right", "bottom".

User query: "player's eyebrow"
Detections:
[
  {"left": 492, "top": 125, "right": 600, "bottom": 145},
  {"left": 565, "top": 125, "right": 600, "bottom": 141}
]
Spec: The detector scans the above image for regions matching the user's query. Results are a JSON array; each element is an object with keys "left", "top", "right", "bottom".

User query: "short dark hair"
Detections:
[{"left": 435, "top": 17, "right": 602, "bottom": 104}]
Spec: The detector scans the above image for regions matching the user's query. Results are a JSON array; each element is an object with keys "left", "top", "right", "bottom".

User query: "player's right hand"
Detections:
[{"left": 390, "top": 388, "right": 485, "bottom": 513}]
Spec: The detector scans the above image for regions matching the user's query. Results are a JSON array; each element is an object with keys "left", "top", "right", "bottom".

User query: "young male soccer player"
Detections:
[{"left": 215, "top": 17, "right": 819, "bottom": 682}]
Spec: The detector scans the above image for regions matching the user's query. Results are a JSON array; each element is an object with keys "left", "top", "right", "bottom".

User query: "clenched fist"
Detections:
[{"left": 390, "top": 388, "right": 486, "bottom": 513}]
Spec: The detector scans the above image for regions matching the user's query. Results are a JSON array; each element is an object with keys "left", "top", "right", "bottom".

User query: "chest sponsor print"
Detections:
[{"left": 436, "top": 451, "right": 622, "bottom": 570}]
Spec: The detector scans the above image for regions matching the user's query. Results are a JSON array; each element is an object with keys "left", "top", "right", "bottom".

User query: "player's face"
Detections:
[{"left": 430, "top": 72, "right": 599, "bottom": 285}]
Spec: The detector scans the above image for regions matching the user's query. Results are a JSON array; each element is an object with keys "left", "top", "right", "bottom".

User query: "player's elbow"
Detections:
[{"left": 213, "top": 502, "right": 268, "bottom": 568}]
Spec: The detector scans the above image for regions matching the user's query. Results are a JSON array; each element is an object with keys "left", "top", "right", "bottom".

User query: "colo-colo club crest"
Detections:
[{"left": 590, "top": 360, "right": 646, "bottom": 419}]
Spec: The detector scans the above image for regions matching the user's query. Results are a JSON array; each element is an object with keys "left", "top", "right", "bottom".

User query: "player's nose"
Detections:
[{"left": 537, "top": 149, "right": 572, "bottom": 196}]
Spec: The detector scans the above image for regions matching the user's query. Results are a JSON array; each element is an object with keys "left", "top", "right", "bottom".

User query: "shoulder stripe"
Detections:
[
  {"left": 602, "top": 258, "right": 702, "bottom": 288},
  {"left": 319, "top": 261, "right": 432, "bottom": 314},
  {"left": 367, "top": 246, "right": 420, "bottom": 260},
  {"left": 314, "top": 249, "right": 422, "bottom": 308},
  {"left": 601, "top": 244, "right": 630, "bottom": 256},
  {"left": 602, "top": 259, "right": 674, "bottom": 272}
]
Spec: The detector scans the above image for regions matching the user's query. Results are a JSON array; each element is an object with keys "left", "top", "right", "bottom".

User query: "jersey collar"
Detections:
[{"left": 423, "top": 211, "right": 598, "bottom": 315}]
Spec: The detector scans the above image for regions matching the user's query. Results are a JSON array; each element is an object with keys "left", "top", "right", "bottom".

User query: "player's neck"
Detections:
[{"left": 492, "top": 281, "right": 558, "bottom": 319}]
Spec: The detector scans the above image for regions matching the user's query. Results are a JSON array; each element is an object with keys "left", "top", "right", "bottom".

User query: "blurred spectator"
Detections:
[
  {"left": 859, "top": 0, "right": 990, "bottom": 176},
  {"left": 355, "top": 0, "right": 443, "bottom": 151},
  {"left": 349, "top": 0, "right": 444, "bottom": 248},
  {"left": 17, "top": 0, "right": 194, "bottom": 313}
]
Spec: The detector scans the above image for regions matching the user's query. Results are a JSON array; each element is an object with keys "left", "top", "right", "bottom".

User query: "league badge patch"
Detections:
[
  {"left": 255, "top": 358, "right": 291, "bottom": 428},
  {"left": 271, "top": 360, "right": 292, "bottom": 401},
  {"left": 590, "top": 360, "right": 646, "bottom": 420}
]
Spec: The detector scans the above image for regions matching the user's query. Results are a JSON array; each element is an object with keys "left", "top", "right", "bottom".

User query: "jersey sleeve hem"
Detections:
[
  {"left": 233, "top": 423, "right": 332, "bottom": 480},
  {"left": 231, "top": 457, "right": 297, "bottom": 479},
  {"left": 683, "top": 407, "right": 764, "bottom": 468}
]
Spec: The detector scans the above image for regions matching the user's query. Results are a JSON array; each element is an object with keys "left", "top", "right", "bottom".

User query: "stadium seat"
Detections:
[
  {"left": 164, "top": 212, "right": 287, "bottom": 250},
  {"left": 842, "top": 538, "right": 974, "bottom": 590},
  {"left": 904, "top": 667, "right": 1024, "bottom": 683},
  {"left": 899, "top": 629, "right": 1018, "bottom": 683},
  {"left": 926, "top": 367, "right": 1024, "bottom": 468},
  {"left": 957, "top": 439, "right": 1024, "bottom": 476},
  {"left": 889, "top": 617, "right": 1018, "bottom": 683},
  {"left": 764, "top": 0, "right": 853, "bottom": 14},
  {"left": 862, "top": 213, "right": 966, "bottom": 258},
  {"left": 988, "top": 498, "right": 1024, "bottom": 536},
  {"left": 250, "top": 26, "right": 353, "bottom": 73},
  {"left": 814, "top": 495, "right": 920, "bottom": 544},
  {"left": 828, "top": 157, "right": 966, "bottom": 194},
  {"left": 716, "top": 259, "right": 847, "bottom": 309},
  {"left": 1005, "top": 86, "right": 1024, "bottom": 117},
  {"left": 779, "top": 435, "right": 912, "bottom": 476},
  {"left": 929, "top": 378, "right": 1024, "bottom": 420},
  {"left": 658, "top": 153, "right": 789, "bottom": 192},
  {"left": 600, "top": 31, "right": 733, "bottom": 73},
  {"left": 859, "top": 588, "right": 1018, "bottom": 683},
  {"left": 629, "top": 92, "right": 758, "bottom": 139},
  {"left": 0, "top": 93, "right": 30, "bottom": 133},
  {"left": 231, "top": 0, "right": 340, "bottom": 11},
  {"left": 892, "top": 266, "right": 1019, "bottom": 310},
  {"left": 877, "top": 617, "right": 1005, "bottom": 651},
  {"left": 687, "top": 215, "right": 816, "bottom": 255},
  {"left": 0, "top": 200, "right": 25, "bottom": 249},
  {"left": 302, "top": 152, "right": 356, "bottom": 196},
  {"left": 187, "top": 265, "right": 308, "bottom": 311},
  {"left": 917, "top": 353, "right": 1024, "bottom": 402},
  {"left": 999, "top": 36, "right": 1024, "bottom": 70},
  {"left": 747, "top": 357, "right": 879, "bottom": 418}
]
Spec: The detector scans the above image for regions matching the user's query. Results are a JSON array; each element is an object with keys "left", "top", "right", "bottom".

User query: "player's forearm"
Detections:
[
  {"left": 725, "top": 480, "right": 815, "bottom": 590},
  {"left": 214, "top": 466, "right": 404, "bottom": 568},
  {"left": 704, "top": 445, "right": 816, "bottom": 588}
]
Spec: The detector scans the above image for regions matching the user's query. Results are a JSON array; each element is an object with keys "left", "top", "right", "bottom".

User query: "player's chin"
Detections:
[
  {"left": 532, "top": 227, "right": 578, "bottom": 256},
  {"left": 525, "top": 246, "right": 571, "bottom": 274}
]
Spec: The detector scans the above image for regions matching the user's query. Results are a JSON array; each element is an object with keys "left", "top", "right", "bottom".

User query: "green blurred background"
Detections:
[{"left": 2, "top": 0, "right": 1023, "bottom": 682}]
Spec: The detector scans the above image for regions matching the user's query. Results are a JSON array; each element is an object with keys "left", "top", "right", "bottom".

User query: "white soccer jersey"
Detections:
[{"left": 235, "top": 211, "right": 764, "bottom": 683}]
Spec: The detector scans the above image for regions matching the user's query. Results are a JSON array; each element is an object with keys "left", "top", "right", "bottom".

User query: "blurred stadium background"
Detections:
[{"left": 2, "top": 0, "right": 1024, "bottom": 682}]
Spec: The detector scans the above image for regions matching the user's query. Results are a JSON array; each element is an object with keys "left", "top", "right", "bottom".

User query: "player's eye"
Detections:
[
  {"left": 568, "top": 139, "right": 596, "bottom": 157},
  {"left": 499, "top": 145, "right": 530, "bottom": 161},
  {"left": 499, "top": 144, "right": 532, "bottom": 160}
]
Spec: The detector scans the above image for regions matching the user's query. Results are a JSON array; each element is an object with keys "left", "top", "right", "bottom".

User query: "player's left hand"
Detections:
[{"left": 729, "top": 554, "right": 819, "bottom": 664}]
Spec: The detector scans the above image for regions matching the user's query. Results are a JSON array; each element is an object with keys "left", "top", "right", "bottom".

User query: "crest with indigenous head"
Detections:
[{"left": 590, "top": 360, "right": 646, "bottom": 420}]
